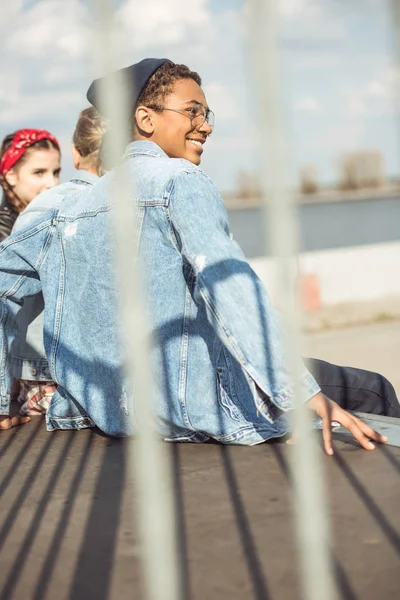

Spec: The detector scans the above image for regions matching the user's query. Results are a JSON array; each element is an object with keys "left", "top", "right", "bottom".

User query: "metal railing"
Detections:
[
  {"left": 91, "top": 1, "right": 341, "bottom": 599},
  {"left": 92, "top": 2, "right": 183, "bottom": 599},
  {"left": 249, "top": 2, "right": 338, "bottom": 599}
]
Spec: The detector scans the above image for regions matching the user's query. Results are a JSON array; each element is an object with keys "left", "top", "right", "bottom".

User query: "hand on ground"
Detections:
[{"left": 306, "top": 392, "right": 388, "bottom": 455}]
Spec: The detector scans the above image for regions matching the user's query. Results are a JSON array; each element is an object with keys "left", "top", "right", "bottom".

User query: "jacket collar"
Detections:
[
  {"left": 124, "top": 140, "right": 168, "bottom": 159},
  {"left": 70, "top": 169, "right": 99, "bottom": 186}
]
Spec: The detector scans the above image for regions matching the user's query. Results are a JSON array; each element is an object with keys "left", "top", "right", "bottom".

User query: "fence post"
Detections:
[
  {"left": 91, "top": 2, "right": 182, "bottom": 599},
  {"left": 248, "top": 2, "right": 338, "bottom": 599}
]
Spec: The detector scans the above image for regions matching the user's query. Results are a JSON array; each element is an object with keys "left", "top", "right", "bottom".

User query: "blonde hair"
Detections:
[{"left": 73, "top": 107, "right": 108, "bottom": 176}]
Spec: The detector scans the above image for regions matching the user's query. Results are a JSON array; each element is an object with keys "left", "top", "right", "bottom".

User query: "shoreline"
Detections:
[{"left": 224, "top": 186, "right": 400, "bottom": 210}]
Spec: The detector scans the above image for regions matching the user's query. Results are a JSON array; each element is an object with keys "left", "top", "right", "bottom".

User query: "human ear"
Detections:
[
  {"left": 135, "top": 106, "right": 155, "bottom": 135},
  {"left": 72, "top": 145, "right": 82, "bottom": 169},
  {"left": 4, "top": 169, "right": 17, "bottom": 187}
]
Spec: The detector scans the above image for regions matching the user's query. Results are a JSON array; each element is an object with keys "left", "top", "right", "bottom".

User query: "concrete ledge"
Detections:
[
  {"left": 249, "top": 242, "right": 400, "bottom": 308},
  {"left": 304, "top": 296, "right": 400, "bottom": 332}
]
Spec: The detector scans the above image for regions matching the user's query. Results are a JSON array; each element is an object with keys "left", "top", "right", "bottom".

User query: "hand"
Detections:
[
  {"left": 306, "top": 392, "right": 388, "bottom": 455},
  {"left": 0, "top": 415, "right": 30, "bottom": 431}
]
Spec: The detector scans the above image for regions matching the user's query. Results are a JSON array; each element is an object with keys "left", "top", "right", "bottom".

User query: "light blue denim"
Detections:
[
  {"left": 0, "top": 141, "right": 320, "bottom": 442},
  {"left": 10, "top": 171, "right": 98, "bottom": 381}
]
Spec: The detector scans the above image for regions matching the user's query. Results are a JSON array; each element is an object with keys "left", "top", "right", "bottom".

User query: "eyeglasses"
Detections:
[{"left": 147, "top": 102, "right": 215, "bottom": 130}]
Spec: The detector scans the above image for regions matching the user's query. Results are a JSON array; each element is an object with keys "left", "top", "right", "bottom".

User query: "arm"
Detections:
[
  {"left": 168, "top": 169, "right": 320, "bottom": 413},
  {"left": 0, "top": 219, "right": 53, "bottom": 421},
  {"left": 13, "top": 203, "right": 57, "bottom": 234},
  {"left": 168, "top": 170, "right": 388, "bottom": 453}
]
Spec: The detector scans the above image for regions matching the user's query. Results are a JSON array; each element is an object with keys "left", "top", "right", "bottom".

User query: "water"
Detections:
[{"left": 228, "top": 196, "right": 400, "bottom": 258}]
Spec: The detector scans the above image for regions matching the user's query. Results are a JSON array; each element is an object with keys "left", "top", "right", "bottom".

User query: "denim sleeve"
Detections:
[
  {"left": 13, "top": 211, "right": 43, "bottom": 233},
  {"left": 13, "top": 205, "right": 55, "bottom": 233},
  {"left": 0, "top": 220, "right": 52, "bottom": 414},
  {"left": 168, "top": 170, "right": 320, "bottom": 412}
]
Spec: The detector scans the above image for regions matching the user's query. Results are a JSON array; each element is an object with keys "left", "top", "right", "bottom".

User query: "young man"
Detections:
[{"left": 0, "top": 59, "right": 393, "bottom": 453}]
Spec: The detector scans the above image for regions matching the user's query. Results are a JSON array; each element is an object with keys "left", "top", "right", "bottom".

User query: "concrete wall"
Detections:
[{"left": 249, "top": 241, "right": 400, "bottom": 308}]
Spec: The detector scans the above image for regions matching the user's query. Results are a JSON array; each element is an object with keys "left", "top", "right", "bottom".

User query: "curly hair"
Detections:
[{"left": 136, "top": 61, "right": 202, "bottom": 109}]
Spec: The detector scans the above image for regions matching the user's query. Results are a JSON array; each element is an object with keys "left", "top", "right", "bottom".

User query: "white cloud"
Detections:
[
  {"left": 0, "top": 90, "right": 82, "bottom": 125},
  {"left": 43, "top": 65, "right": 80, "bottom": 85},
  {"left": 280, "top": 0, "right": 347, "bottom": 42},
  {"left": 3, "top": 0, "right": 217, "bottom": 86},
  {"left": 295, "top": 96, "right": 323, "bottom": 113},
  {"left": 6, "top": 0, "right": 90, "bottom": 58},
  {"left": 367, "top": 81, "right": 387, "bottom": 97},
  {"left": 202, "top": 82, "right": 237, "bottom": 121},
  {"left": 0, "top": 0, "right": 92, "bottom": 134},
  {"left": 342, "top": 67, "right": 399, "bottom": 118},
  {"left": 116, "top": 0, "right": 214, "bottom": 49},
  {"left": 0, "top": 71, "right": 21, "bottom": 104},
  {"left": 289, "top": 53, "right": 342, "bottom": 71},
  {"left": 5, "top": 0, "right": 214, "bottom": 64},
  {"left": 0, "top": 0, "right": 220, "bottom": 126},
  {"left": 279, "top": 0, "right": 322, "bottom": 19},
  {"left": 310, "top": 121, "right": 365, "bottom": 155}
]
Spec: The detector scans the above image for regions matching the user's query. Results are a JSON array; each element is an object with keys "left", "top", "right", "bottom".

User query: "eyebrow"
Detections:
[{"left": 184, "top": 100, "right": 210, "bottom": 111}]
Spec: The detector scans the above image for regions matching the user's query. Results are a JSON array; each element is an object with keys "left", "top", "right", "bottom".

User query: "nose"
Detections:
[
  {"left": 198, "top": 119, "right": 213, "bottom": 136},
  {"left": 44, "top": 173, "right": 59, "bottom": 189}
]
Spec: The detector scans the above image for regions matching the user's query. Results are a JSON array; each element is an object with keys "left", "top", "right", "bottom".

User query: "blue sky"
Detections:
[{"left": 1, "top": 0, "right": 399, "bottom": 191}]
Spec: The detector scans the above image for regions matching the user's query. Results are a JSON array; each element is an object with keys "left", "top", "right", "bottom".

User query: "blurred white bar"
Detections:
[
  {"left": 248, "top": 1, "right": 338, "bottom": 599},
  {"left": 91, "top": 2, "right": 182, "bottom": 599},
  {"left": 391, "top": 1, "right": 400, "bottom": 111},
  {"left": 391, "top": 0, "right": 400, "bottom": 54}
]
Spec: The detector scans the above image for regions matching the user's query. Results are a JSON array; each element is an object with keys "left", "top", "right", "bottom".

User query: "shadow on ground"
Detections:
[{"left": 0, "top": 421, "right": 400, "bottom": 600}]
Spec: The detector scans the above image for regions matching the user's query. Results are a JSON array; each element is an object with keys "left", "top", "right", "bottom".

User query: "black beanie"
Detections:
[{"left": 86, "top": 58, "right": 170, "bottom": 118}]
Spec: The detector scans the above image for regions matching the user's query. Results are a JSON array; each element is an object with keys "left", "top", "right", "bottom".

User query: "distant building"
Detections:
[
  {"left": 339, "top": 150, "right": 385, "bottom": 190},
  {"left": 236, "top": 171, "right": 261, "bottom": 200},
  {"left": 222, "top": 171, "right": 262, "bottom": 209},
  {"left": 299, "top": 165, "right": 319, "bottom": 194}
]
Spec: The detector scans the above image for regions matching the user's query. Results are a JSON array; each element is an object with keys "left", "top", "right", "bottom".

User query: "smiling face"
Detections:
[
  {"left": 135, "top": 78, "right": 213, "bottom": 165},
  {"left": 5, "top": 148, "right": 61, "bottom": 207}
]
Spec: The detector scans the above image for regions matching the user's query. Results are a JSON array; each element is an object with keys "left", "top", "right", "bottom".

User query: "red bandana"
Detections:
[{"left": 0, "top": 129, "right": 60, "bottom": 175}]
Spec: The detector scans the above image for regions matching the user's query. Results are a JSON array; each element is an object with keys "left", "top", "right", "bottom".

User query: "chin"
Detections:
[{"left": 187, "top": 152, "right": 201, "bottom": 166}]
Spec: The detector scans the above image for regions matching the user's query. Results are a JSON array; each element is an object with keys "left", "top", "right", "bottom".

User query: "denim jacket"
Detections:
[
  {"left": 14, "top": 170, "right": 98, "bottom": 232},
  {"left": 10, "top": 171, "right": 98, "bottom": 380},
  {"left": 0, "top": 141, "right": 320, "bottom": 443}
]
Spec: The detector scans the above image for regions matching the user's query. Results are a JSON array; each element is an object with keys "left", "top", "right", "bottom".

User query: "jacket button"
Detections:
[{"left": 31, "top": 368, "right": 37, "bottom": 376}]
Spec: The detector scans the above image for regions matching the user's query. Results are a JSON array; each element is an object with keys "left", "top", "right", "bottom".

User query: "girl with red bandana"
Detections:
[
  {"left": 0, "top": 129, "right": 61, "bottom": 419},
  {"left": 0, "top": 129, "right": 61, "bottom": 242}
]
